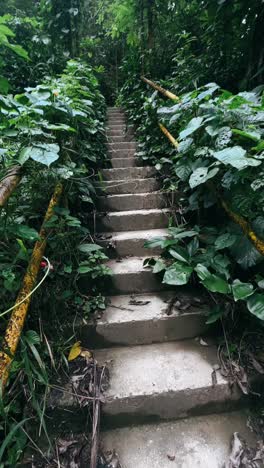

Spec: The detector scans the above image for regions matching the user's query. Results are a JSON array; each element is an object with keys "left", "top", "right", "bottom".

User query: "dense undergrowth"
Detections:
[
  {"left": 119, "top": 79, "right": 264, "bottom": 325},
  {"left": 0, "top": 59, "right": 110, "bottom": 465}
]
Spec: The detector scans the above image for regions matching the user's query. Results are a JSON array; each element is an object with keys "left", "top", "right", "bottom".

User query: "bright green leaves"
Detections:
[
  {"left": 232, "top": 280, "right": 254, "bottom": 302},
  {"left": 212, "top": 146, "right": 261, "bottom": 169},
  {"left": 179, "top": 117, "right": 204, "bottom": 140},
  {"left": 0, "top": 76, "right": 9, "bottom": 94},
  {"left": 163, "top": 262, "right": 193, "bottom": 286},
  {"left": 189, "top": 166, "right": 219, "bottom": 188},
  {"left": 78, "top": 243, "right": 103, "bottom": 254},
  {"left": 195, "top": 264, "right": 230, "bottom": 294},
  {"left": 247, "top": 294, "right": 264, "bottom": 320},
  {"left": 19, "top": 144, "right": 60, "bottom": 166}
]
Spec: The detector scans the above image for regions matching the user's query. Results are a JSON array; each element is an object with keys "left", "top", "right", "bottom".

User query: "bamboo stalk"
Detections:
[
  {"left": 141, "top": 76, "right": 179, "bottom": 101},
  {"left": 0, "top": 182, "right": 63, "bottom": 390},
  {"left": 221, "top": 199, "right": 264, "bottom": 256},
  {"left": 159, "top": 123, "right": 179, "bottom": 148},
  {"left": 0, "top": 166, "right": 22, "bottom": 208}
]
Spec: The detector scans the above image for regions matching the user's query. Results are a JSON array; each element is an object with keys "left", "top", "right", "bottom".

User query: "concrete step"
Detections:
[
  {"left": 106, "top": 127, "right": 134, "bottom": 137},
  {"left": 106, "top": 257, "right": 164, "bottom": 294},
  {"left": 108, "top": 149, "right": 136, "bottom": 159},
  {"left": 95, "top": 228, "right": 168, "bottom": 257},
  {"left": 78, "top": 291, "right": 208, "bottom": 347},
  {"left": 95, "top": 340, "right": 242, "bottom": 426},
  {"left": 98, "top": 192, "right": 168, "bottom": 212},
  {"left": 101, "top": 167, "right": 156, "bottom": 181},
  {"left": 107, "top": 135, "right": 135, "bottom": 143},
  {"left": 107, "top": 142, "right": 137, "bottom": 151},
  {"left": 107, "top": 107, "right": 123, "bottom": 113},
  {"left": 95, "top": 208, "right": 171, "bottom": 232},
  {"left": 111, "top": 158, "right": 139, "bottom": 168},
  {"left": 96, "top": 178, "right": 160, "bottom": 195},
  {"left": 101, "top": 411, "right": 256, "bottom": 468},
  {"left": 107, "top": 118, "right": 127, "bottom": 125}
]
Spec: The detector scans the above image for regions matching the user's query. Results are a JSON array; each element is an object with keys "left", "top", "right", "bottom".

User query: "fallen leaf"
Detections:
[
  {"left": 80, "top": 349, "right": 93, "bottom": 359},
  {"left": 68, "top": 341, "right": 82, "bottom": 361}
]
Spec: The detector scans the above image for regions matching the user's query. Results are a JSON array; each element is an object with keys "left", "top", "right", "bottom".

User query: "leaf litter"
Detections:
[{"left": 23, "top": 354, "right": 122, "bottom": 467}]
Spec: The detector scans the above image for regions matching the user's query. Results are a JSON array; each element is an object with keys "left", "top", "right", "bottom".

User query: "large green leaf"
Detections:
[
  {"left": 0, "top": 76, "right": 9, "bottom": 94},
  {"left": 15, "top": 225, "right": 40, "bottom": 241},
  {"left": 195, "top": 264, "right": 230, "bottom": 294},
  {"left": 247, "top": 293, "right": 264, "bottom": 320},
  {"left": 153, "top": 259, "right": 166, "bottom": 273},
  {"left": 179, "top": 117, "right": 204, "bottom": 140},
  {"left": 213, "top": 146, "right": 261, "bottom": 169},
  {"left": 19, "top": 144, "right": 60, "bottom": 166},
  {"left": 189, "top": 166, "right": 219, "bottom": 188},
  {"left": 163, "top": 262, "right": 193, "bottom": 285},
  {"left": 215, "top": 233, "right": 237, "bottom": 250},
  {"left": 78, "top": 243, "right": 103, "bottom": 253},
  {"left": 232, "top": 279, "right": 255, "bottom": 302},
  {"left": 169, "top": 246, "right": 189, "bottom": 263}
]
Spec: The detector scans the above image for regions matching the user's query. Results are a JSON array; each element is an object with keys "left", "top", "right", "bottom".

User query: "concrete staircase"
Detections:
[{"left": 50, "top": 108, "right": 256, "bottom": 467}]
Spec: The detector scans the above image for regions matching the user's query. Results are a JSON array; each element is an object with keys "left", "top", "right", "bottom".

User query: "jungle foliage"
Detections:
[{"left": 0, "top": 0, "right": 264, "bottom": 465}]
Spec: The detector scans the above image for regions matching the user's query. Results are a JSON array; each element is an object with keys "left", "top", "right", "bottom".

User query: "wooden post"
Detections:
[{"left": 141, "top": 76, "right": 179, "bottom": 100}]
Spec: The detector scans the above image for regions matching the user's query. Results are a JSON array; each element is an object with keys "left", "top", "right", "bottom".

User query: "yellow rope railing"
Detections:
[{"left": 0, "top": 182, "right": 63, "bottom": 390}]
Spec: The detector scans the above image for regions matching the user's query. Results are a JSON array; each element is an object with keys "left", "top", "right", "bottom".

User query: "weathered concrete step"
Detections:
[
  {"left": 108, "top": 149, "right": 135, "bottom": 159},
  {"left": 107, "top": 142, "right": 137, "bottom": 151},
  {"left": 106, "top": 127, "right": 133, "bottom": 136},
  {"left": 79, "top": 291, "right": 208, "bottom": 347},
  {"left": 96, "top": 228, "right": 168, "bottom": 257},
  {"left": 98, "top": 192, "right": 168, "bottom": 212},
  {"left": 101, "top": 411, "right": 256, "bottom": 468},
  {"left": 101, "top": 167, "right": 156, "bottom": 181},
  {"left": 95, "top": 208, "right": 171, "bottom": 232},
  {"left": 95, "top": 340, "right": 242, "bottom": 426},
  {"left": 107, "top": 118, "right": 127, "bottom": 125},
  {"left": 96, "top": 178, "right": 160, "bottom": 195},
  {"left": 107, "top": 135, "right": 135, "bottom": 143},
  {"left": 106, "top": 257, "right": 164, "bottom": 294},
  {"left": 107, "top": 107, "right": 123, "bottom": 112},
  {"left": 111, "top": 157, "right": 139, "bottom": 168}
]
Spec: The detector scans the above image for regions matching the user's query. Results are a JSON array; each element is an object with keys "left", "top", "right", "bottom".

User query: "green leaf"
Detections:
[
  {"left": 179, "top": 117, "right": 204, "bottom": 140},
  {"left": 195, "top": 264, "right": 230, "bottom": 294},
  {"left": 169, "top": 246, "right": 189, "bottom": 263},
  {"left": 144, "top": 237, "right": 168, "bottom": 249},
  {"left": 215, "top": 233, "right": 237, "bottom": 250},
  {"left": 232, "top": 279, "right": 254, "bottom": 302},
  {"left": 189, "top": 166, "right": 219, "bottom": 189},
  {"left": 15, "top": 225, "right": 40, "bottom": 241},
  {"left": 0, "top": 76, "right": 9, "bottom": 94},
  {"left": 163, "top": 262, "right": 193, "bottom": 285},
  {"left": 213, "top": 146, "right": 261, "bottom": 169},
  {"left": 247, "top": 293, "right": 264, "bottom": 320},
  {"left": 7, "top": 43, "right": 29, "bottom": 59},
  {"left": 0, "top": 24, "right": 15, "bottom": 37},
  {"left": 153, "top": 259, "right": 166, "bottom": 273},
  {"left": 19, "top": 144, "right": 60, "bottom": 166},
  {"left": 206, "top": 306, "right": 224, "bottom": 324},
  {"left": 78, "top": 243, "right": 103, "bottom": 253}
]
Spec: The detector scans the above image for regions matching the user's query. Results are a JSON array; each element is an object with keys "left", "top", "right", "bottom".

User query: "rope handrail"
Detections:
[{"left": 0, "top": 182, "right": 63, "bottom": 390}]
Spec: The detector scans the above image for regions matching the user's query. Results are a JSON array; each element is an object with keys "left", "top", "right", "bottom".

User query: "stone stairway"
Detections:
[{"left": 49, "top": 108, "right": 257, "bottom": 467}]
